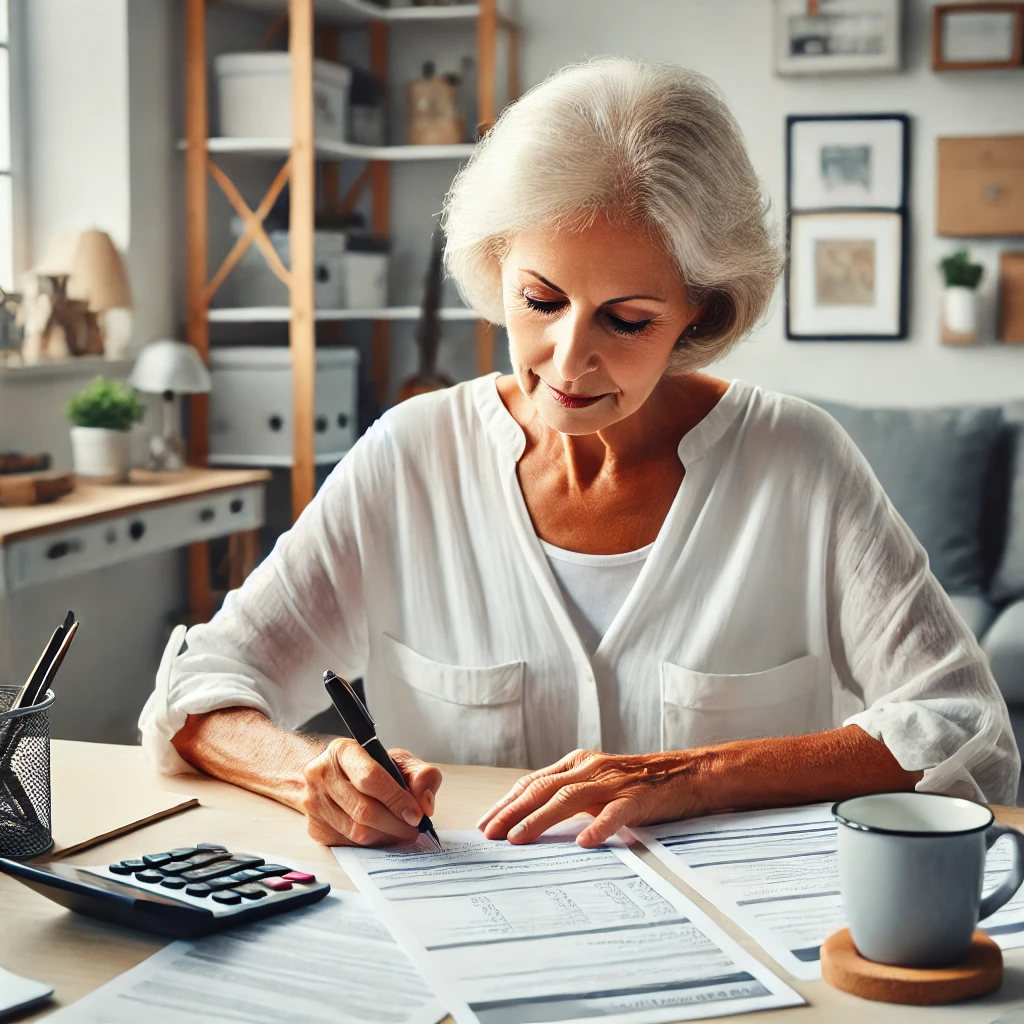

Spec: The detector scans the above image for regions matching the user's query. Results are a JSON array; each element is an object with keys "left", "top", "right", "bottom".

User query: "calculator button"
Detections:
[
  {"left": 109, "top": 862, "right": 133, "bottom": 875},
  {"left": 181, "top": 857, "right": 262, "bottom": 883},
  {"left": 236, "top": 884, "right": 268, "bottom": 900},
  {"left": 162, "top": 860, "right": 196, "bottom": 875},
  {"left": 256, "top": 864, "right": 290, "bottom": 878},
  {"left": 121, "top": 859, "right": 146, "bottom": 872},
  {"left": 141, "top": 853, "right": 172, "bottom": 868},
  {"left": 282, "top": 871, "right": 316, "bottom": 884},
  {"left": 160, "top": 877, "right": 187, "bottom": 890},
  {"left": 167, "top": 847, "right": 198, "bottom": 859},
  {"left": 212, "top": 890, "right": 242, "bottom": 905},
  {"left": 163, "top": 851, "right": 232, "bottom": 875},
  {"left": 196, "top": 843, "right": 228, "bottom": 852},
  {"left": 262, "top": 877, "right": 292, "bottom": 892},
  {"left": 185, "top": 883, "right": 212, "bottom": 897},
  {"left": 136, "top": 870, "right": 165, "bottom": 884}
]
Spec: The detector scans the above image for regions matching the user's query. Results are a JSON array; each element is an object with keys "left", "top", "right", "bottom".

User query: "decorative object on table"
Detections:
[
  {"left": 786, "top": 115, "right": 909, "bottom": 341},
  {"left": 1001, "top": 251, "right": 1024, "bottom": 343},
  {"left": 65, "top": 377, "right": 145, "bottom": 483},
  {"left": 0, "top": 285, "right": 23, "bottom": 360},
  {"left": 932, "top": 3, "right": 1024, "bottom": 71},
  {"left": 821, "top": 927, "right": 1002, "bottom": 1005},
  {"left": 0, "top": 452, "right": 51, "bottom": 475},
  {"left": 788, "top": 114, "right": 909, "bottom": 212},
  {"left": 17, "top": 273, "right": 88, "bottom": 363},
  {"left": 0, "top": 472, "right": 75, "bottom": 508},
  {"left": 939, "top": 249, "right": 985, "bottom": 345},
  {"left": 773, "top": 0, "right": 903, "bottom": 76},
  {"left": 399, "top": 229, "right": 453, "bottom": 402},
  {"left": 937, "top": 135, "right": 1024, "bottom": 238},
  {"left": 129, "top": 340, "right": 212, "bottom": 472},
  {"left": 406, "top": 62, "right": 464, "bottom": 145},
  {"left": 215, "top": 53, "right": 352, "bottom": 142},
  {"left": 349, "top": 68, "right": 386, "bottom": 147}
]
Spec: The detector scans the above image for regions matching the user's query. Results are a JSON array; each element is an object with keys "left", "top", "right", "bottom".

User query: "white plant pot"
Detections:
[
  {"left": 944, "top": 286, "right": 978, "bottom": 335},
  {"left": 69, "top": 426, "right": 132, "bottom": 482}
]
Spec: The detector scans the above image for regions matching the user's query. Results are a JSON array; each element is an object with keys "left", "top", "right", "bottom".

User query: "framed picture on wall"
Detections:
[
  {"left": 932, "top": 3, "right": 1024, "bottom": 71},
  {"left": 787, "top": 212, "right": 907, "bottom": 340},
  {"left": 774, "top": 0, "right": 904, "bottom": 76},
  {"left": 788, "top": 114, "right": 909, "bottom": 211}
]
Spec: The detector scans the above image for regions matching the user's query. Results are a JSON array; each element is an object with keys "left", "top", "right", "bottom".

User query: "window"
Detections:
[{"left": 0, "top": 0, "right": 13, "bottom": 291}]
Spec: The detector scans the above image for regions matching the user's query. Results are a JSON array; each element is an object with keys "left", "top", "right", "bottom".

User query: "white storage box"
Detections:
[
  {"left": 341, "top": 250, "right": 389, "bottom": 308},
  {"left": 226, "top": 230, "right": 348, "bottom": 309},
  {"left": 215, "top": 53, "right": 352, "bottom": 141},
  {"left": 208, "top": 347, "right": 360, "bottom": 467}
]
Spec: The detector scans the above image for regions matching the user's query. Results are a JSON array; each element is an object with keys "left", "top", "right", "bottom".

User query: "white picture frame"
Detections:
[
  {"left": 787, "top": 211, "right": 905, "bottom": 340},
  {"left": 788, "top": 115, "right": 908, "bottom": 211},
  {"left": 774, "top": 0, "right": 903, "bottom": 76}
]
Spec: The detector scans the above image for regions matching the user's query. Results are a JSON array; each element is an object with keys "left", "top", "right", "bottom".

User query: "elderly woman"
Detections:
[{"left": 142, "top": 57, "right": 1018, "bottom": 850}]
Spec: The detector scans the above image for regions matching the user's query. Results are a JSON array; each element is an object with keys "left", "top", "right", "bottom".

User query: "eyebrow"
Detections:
[{"left": 522, "top": 270, "right": 665, "bottom": 305}]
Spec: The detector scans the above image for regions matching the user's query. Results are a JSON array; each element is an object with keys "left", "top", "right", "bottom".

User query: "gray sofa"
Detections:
[{"left": 814, "top": 399, "right": 1024, "bottom": 764}]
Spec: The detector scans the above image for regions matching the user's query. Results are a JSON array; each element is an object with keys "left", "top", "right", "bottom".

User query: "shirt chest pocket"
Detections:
[
  {"left": 382, "top": 634, "right": 528, "bottom": 768},
  {"left": 661, "top": 655, "right": 820, "bottom": 751}
]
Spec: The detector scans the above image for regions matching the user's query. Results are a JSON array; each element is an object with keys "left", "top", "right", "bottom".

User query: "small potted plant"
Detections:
[
  {"left": 66, "top": 377, "right": 145, "bottom": 481},
  {"left": 939, "top": 249, "right": 984, "bottom": 342}
]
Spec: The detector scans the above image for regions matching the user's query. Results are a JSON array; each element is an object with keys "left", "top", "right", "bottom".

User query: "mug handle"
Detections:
[{"left": 979, "top": 824, "right": 1024, "bottom": 921}]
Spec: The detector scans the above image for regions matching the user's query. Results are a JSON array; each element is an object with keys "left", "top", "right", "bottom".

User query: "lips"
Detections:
[{"left": 544, "top": 382, "right": 605, "bottom": 409}]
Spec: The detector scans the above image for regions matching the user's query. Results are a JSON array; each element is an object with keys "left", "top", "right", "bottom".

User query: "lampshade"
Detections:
[
  {"left": 129, "top": 339, "right": 211, "bottom": 395},
  {"left": 48, "top": 230, "right": 132, "bottom": 312}
]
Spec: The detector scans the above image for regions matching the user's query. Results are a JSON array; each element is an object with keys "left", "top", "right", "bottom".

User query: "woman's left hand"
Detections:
[{"left": 476, "top": 749, "right": 710, "bottom": 848}]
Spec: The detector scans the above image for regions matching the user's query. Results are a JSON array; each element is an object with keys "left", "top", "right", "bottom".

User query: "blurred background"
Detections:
[{"left": 0, "top": 0, "right": 1022, "bottom": 772}]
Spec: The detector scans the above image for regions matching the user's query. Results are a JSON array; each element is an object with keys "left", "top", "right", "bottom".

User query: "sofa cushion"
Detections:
[
  {"left": 982, "top": 599, "right": 1024, "bottom": 705},
  {"left": 991, "top": 406, "right": 1024, "bottom": 603},
  {"left": 814, "top": 401, "right": 1004, "bottom": 596},
  {"left": 949, "top": 594, "right": 998, "bottom": 640}
]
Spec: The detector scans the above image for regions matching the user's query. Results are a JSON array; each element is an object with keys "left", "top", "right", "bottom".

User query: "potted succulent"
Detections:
[
  {"left": 940, "top": 249, "right": 984, "bottom": 341},
  {"left": 66, "top": 377, "right": 145, "bottom": 481}
]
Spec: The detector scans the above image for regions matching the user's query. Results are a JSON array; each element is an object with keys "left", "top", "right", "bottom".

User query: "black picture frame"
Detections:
[{"left": 784, "top": 113, "right": 911, "bottom": 342}]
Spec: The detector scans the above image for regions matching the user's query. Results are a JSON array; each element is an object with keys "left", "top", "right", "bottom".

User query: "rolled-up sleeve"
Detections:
[
  {"left": 828, "top": 432, "right": 1019, "bottom": 804},
  {"left": 139, "top": 420, "right": 393, "bottom": 774}
]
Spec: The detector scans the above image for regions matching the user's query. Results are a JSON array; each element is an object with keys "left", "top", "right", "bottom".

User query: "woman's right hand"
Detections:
[{"left": 300, "top": 738, "right": 442, "bottom": 846}]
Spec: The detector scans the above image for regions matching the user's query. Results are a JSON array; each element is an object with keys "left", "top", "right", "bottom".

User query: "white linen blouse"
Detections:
[{"left": 140, "top": 375, "right": 1020, "bottom": 804}]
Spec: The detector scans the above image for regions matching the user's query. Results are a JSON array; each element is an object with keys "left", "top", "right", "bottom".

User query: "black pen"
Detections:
[{"left": 323, "top": 670, "right": 442, "bottom": 851}]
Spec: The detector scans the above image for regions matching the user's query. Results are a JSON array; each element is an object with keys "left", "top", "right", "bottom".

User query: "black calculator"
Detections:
[{"left": 0, "top": 843, "right": 331, "bottom": 939}]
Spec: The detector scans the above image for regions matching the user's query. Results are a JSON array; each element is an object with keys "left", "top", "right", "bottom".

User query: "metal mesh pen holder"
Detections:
[{"left": 0, "top": 686, "right": 54, "bottom": 858}]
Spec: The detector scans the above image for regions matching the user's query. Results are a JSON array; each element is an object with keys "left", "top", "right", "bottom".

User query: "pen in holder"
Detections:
[{"left": 0, "top": 685, "right": 54, "bottom": 858}]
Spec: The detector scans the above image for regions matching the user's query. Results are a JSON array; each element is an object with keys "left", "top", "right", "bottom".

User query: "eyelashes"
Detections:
[{"left": 521, "top": 292, "right": 654, "bottom": 337}]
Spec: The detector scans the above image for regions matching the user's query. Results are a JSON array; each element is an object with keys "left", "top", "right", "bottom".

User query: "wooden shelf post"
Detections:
[
  {"left": 369, "top": 21, "right": 391, "bottom": 407},
  {"left": 290, "top": 0, "right": 317, "bottom": 520},
  {"left": 185, "top": 0, "right": 214, "bottom": 622}
]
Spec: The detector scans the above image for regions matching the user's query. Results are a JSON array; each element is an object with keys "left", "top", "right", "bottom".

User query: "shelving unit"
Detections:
[{"left": 182, "top": 0, "right": 518, "bottom": 619}]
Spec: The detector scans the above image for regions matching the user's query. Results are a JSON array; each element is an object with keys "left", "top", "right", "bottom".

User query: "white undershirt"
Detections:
[{"left": 541, "top": 540, "right": 654, "bottom": 655}]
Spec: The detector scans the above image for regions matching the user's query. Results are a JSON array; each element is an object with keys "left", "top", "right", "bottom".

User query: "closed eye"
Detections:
[
  {"left": 523, "top": 294, "right": 565, "bottom": 314},
  {"left": 605, "top": 312, "right": 653, "bottom": 336}
]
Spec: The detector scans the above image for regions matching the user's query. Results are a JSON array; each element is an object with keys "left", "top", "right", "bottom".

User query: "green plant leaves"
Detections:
[
  {"left": 66, "top": 377, "right": 146, "bottom": 431},
  {"left": 940, "top": 249, "right": 984, "bottom": 289}
]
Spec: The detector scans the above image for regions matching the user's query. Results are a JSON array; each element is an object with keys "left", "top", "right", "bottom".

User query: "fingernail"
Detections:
[
  {"left": 508, "top": 823, "right": 525, "bottom": 840},
  {"left": 402, "top": 808, "right": 421, "bottom": 826},
  {"left": 424, "top": 789, "right": 434, "bottom": 811}
]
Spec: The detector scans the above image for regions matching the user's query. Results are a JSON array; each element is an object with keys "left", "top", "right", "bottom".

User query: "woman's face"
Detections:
[{"left": 501, "top": 215, "right": 700, "bottom": 435}]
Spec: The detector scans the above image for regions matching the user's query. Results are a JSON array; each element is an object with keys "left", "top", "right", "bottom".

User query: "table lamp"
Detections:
[{"left": 129, "top": 339, "right": 211, "bottom": 471}]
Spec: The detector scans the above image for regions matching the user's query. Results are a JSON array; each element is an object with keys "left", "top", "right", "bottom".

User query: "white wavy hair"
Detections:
[{"left": 442, "top": 56, "right": 782, "bottom": 372}]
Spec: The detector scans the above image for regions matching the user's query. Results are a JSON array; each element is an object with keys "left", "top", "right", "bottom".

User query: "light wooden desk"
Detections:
[{"left": 5, "top": 741, "right": 1024, "bottom": 1023}]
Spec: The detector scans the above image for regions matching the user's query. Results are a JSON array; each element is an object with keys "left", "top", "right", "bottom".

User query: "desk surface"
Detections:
[
  {"left": 4, "top": 741, "right": 1024, "bottom": 1023},
  {"left": 0, "top": 468, "right": 271, "bottom": 543}
]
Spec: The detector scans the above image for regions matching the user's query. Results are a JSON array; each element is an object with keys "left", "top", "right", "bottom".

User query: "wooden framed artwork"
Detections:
[
  {"left": 932, "top": 4, "right": 1024, "bottom": 71},
  {"left": 787, "top": 212, "right": 907, "bottom": 341},
  {"left": 773, "top": 0, "right": 903, "bottom": 76}
]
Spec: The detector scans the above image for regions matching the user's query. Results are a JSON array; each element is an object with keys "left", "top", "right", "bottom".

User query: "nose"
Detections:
[{"left": 550, "top": 307, "right": 599, "bottom": 384}]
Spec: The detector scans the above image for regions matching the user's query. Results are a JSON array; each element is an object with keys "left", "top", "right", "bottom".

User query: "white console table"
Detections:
[{"left": 0, "top": 467, "right": 270, "bottom": 686}]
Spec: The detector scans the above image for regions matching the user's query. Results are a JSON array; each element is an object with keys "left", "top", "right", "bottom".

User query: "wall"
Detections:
[{"left": 507, "top": 0, "right": 1024, "bottom": 407}]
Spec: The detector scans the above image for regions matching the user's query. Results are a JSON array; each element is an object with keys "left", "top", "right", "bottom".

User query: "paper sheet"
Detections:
[
  {"left": 45, "top": 891, "right": 448, "bottom": 1024},
  {"left": 334, "top": 824, "right": 803, "bottom": 1024},
  {"left": 636, "top": 803, "right": 1024, "bottom": 982}
]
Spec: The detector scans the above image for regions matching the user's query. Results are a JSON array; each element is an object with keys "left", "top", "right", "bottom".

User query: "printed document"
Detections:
[
  {"left": 45, "top": 891, "right": 447, "bottom": 1024},
  {"left": 334, "top": 822, "right": 803, "bottom": 1024},
  {"left": 636, "top": 803, "right": 1024, "bottom": 981}
]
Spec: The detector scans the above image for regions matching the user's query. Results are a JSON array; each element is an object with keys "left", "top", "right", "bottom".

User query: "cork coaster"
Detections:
[{"left": 821, "top": 928, "right": 1002, "bottom": 1005}]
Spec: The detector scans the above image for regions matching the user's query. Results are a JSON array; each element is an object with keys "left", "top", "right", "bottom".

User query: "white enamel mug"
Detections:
[{"left": 833, "top": 791, "right": 1024, "bottom": 968}]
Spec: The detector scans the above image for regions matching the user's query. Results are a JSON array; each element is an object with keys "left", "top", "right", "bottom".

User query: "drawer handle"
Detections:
[
  {"left": 983, "top": 185, "right": 1005, "bottom": 201},
  {"left": 229, "top": 498, "right": 244, "bottom": 514},
  {"left": 337, "top": 413, "right": 349, "bottom": 429},
  {"left": 315, "top": 415, "right": 328, "bottom": 434},
  {"left": 129, "top": 520, "right": 146, "bottom": 541},
  {"left": 268, "top": 415, "right": 284, "bottom": 432},
  {"left": 46, "top": 540, "right": 82, "bottom": 560},
  {"left": 199, "top": 507, "right": 216, "bottom": 523}
]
